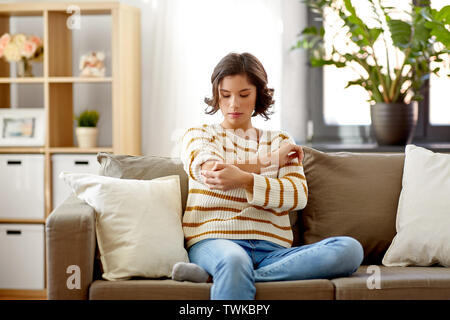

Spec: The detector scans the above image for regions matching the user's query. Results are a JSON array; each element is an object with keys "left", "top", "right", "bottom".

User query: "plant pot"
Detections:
[
  {"left": 76, "top": 127, "right": 98, "bottom": 148},
  {"left": 370, "top": 102, "right": 418, "bottom": 146}
]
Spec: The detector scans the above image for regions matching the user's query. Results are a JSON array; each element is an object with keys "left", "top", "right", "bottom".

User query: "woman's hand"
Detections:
[
  {"left": 261, "top": 143, "right": 304, "bottom": 168},
  {"left": 201, "top": 162, "right": 252, "bottom": 191}
]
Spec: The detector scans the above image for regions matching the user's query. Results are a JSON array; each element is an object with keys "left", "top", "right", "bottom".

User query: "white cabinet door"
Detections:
[
  {"left": 0, "top": 154, "right": 45, "bottom": 219},
  {"left": 0, "top": 224, "right": 45, "bottom": 289},
  {"left": 52, "top": 154, "right": 100, "bottom": 209}
]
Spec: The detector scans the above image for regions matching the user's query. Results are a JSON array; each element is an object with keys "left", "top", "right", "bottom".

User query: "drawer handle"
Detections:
[
  {"left": 74, "top": 161, "right": 89, "bottom": 165},
  {"left": 7, "top": 160, "right": 22, "bottom": 165},
  {"left": 6, "top": 230, "right": 21, "bottom": 235}
]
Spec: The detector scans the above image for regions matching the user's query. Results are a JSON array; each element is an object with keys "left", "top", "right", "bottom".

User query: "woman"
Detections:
[{"left": 174, "top": 52, "right": 363, "bottom": 300}]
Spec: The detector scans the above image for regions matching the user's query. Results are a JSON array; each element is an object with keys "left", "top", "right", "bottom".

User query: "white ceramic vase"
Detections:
[{"left": 76, "top": 127, "right": 98, "bottom": 148}]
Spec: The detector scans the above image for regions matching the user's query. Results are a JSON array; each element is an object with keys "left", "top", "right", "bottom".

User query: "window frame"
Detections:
[{"left": 306, "top": 2, "right": 450, "bottom": 144}]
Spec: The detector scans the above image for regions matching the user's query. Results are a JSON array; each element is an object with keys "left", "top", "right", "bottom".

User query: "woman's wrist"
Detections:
[
  {"left": 242, "top": 172, "right": 254, "bottom": 193},
  {"left": 257, "top": 153, "right": 273, "bottom": 172},
  {"left": 233, "top": 155, "right": 269, "bottom": 174}
]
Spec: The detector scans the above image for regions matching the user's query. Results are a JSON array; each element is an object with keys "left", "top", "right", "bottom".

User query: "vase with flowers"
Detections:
[{"left": 0, "top": 33, "right": 44, "bottom": 77}]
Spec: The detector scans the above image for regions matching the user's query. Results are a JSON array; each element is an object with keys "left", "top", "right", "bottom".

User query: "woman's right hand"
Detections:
[{"left": 260, "top": 143, "right": 304, "bottom": 168}]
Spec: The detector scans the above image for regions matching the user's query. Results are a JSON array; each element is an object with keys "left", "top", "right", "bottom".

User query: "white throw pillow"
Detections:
[
  {"left": 59, "top": 172, "right": 189, "bottom": 280},
  {"left": 382, "top": 144, "right": 450, "bottom": 267}
]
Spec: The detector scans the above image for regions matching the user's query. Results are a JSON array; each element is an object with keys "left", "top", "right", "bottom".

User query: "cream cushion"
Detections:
[
  {"left": 59, "top": 172, "right": 189, "bottom": 280},
  {"left": 382, "top": 144, "right": 450, "bottom": 267}
]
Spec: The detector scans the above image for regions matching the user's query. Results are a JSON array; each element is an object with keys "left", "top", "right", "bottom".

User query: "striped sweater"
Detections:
[{"left": 179, "top": 123, "right": 308, "bottom": 248}]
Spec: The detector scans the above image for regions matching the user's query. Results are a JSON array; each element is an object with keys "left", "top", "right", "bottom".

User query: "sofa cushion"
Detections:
[
  {"left": 332, "top": 265, "right": 450, "bottom": 300},
  {"left": 60, "top": 172, "right": 189, "bottom": 281},
  {"left": 97, "top": 153, "right": 189, "bottom": 212},
  {"left": 88, "top": 279, "right": 334, "bottom": 300},
  {"left": 300, "top": 147, "right": 405, "bottom": 264},
  {"left": 382, "top": 145, "right": 450, "bottom": 267}
]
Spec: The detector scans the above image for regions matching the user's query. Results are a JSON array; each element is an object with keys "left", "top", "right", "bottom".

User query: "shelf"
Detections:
[
  {"left": 48, "top": 147, "right": 113, "bottom": 154},
  {"left": 0, "top": 9, "right": 44, "bottom": 17},
  {"left": 0, "top": 2, "right": 135, "bottom": 15},
  {"left": 0, "top": 147, "right": 45, "bottom": 154},
  {"left": 48, "top": 77, "right": 113, "bottom": 83},
  {"left": 0, "top": 77, "right": 45, "bottom": 83},
  {"left": 0, "top": 77, "right": 112, "bottom": 83},
  {"left": 0, "top": 146, "right": 114, "bottom": 154},
  {"left": 0, "top": 218, "right": 45, "bottom": 224},
  {"left": 0, "top": 1, "right": 141, "bottom": 295}
]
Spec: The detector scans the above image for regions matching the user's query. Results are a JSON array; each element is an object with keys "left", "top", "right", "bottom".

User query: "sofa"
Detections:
[{"left": 46, "top": 147, "right": 450, "bottom": 300}]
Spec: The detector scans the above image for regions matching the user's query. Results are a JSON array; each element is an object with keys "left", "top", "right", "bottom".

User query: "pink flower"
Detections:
[
  {"left": 0, "top": 46, "right": 4, "bottom": 59},
  {"left": 21, "top": 40, "right": 37, "bottom": 59},
  {"left": 0, "top": 33, "right": 11, "bottom": 50},
  {"left": 29, "top": 35, "right": 42, "bottom": 47}
]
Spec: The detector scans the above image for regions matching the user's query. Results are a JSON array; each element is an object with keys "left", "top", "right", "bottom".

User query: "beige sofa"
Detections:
[{"left": 46, "top": 147, "right": 450, "bottom": 300}]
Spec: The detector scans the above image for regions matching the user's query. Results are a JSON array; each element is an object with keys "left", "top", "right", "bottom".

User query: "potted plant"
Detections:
[
  {"left": 292, "top": 0, "right": 450, "bottom": 145},
  {"left": 75, "top": 110, "right": 100, "bottom": 148}
]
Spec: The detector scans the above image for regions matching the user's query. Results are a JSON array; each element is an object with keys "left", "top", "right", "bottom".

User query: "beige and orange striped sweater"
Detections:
[{"left": 180, "top": 123, "right": 308, "bottom": 248}]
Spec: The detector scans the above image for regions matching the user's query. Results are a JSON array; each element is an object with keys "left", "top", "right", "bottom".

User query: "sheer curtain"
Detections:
[
  {"left": 137, "top": 0, "right": 306, "bottom": 157},
  {"left": 119, "top": 0, "right": 307, "bottom": 156}
]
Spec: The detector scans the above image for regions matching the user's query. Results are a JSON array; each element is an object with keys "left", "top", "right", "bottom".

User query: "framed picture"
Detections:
[{"left": 0, "top": 108, "right": 45, "bottom": 146}]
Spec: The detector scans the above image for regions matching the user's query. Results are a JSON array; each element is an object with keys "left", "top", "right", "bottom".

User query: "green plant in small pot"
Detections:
[
  {"left": 292, "top": 0, "right": 450, "bottom": 145},
  {"left": 75, "top": 110, "right": 100, "bottom": 148}
]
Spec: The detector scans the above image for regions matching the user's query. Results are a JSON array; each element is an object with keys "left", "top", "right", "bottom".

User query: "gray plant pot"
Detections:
[{"left": 370, "top": 102, "right": 418, "bottom": 145}]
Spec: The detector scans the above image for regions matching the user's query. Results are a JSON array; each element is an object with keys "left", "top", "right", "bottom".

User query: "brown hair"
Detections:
[{"left": 204, "top": 52, "right": 275, "bottom": 121}]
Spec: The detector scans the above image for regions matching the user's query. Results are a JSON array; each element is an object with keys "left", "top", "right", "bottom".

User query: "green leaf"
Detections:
[
  {"left": 76, "top": 110, "right": 100, "bottom": 127},
  {"left": 319, "top": 27, "right": 325, "bottom": 37},
  {"left": 310, "top": 58, "right": 335, "bottom": 67},
  {"left": 344, "top": 0, "right": 356, "bottom": 16},
  {"left": 434, "top": 5, "right": 450, "bottom": 24},
  {"left": 419, "top": 7, "right": 433, "bottom": 22},
  {"left": 369, "top": 28, "right": 383, "bottom": 42},
  {"left": 430, "top": 24, "right": 450, "bottom": 48},
  {"left": 301, "top": 26, "right": 318, "bottom": 35},
  {"left": 388, "top": 19, "right": 411, "bottom": 48},
  {"left": 344, "top": 79, "right": 366, "bottom": 89},
  {"left": 414, "top": 24, "right": 430, "bottom": 47},
  {"left": 334, "top": 61, "right": 346, "bottom": 68}
]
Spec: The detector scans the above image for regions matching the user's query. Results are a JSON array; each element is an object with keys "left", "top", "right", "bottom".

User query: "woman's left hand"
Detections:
[{"left": 201, "top": 162, "right": 251, "bottom": 191}]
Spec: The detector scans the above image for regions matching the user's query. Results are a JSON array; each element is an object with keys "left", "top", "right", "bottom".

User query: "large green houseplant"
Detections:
[{"left": 292, "top": 0, "right": 450, "bottom": 145}]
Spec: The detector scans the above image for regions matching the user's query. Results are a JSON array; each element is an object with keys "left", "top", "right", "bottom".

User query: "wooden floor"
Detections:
[{"left": 0, "top": 289, "right": 47, "bottom": 300}]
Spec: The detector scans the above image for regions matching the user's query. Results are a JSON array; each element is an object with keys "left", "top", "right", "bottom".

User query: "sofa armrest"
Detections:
[{"left": 46, "top": 194, "right": 96, "bottom": 300}]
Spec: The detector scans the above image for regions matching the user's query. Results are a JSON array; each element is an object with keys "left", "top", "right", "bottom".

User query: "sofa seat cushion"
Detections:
[
  {"left": 89, "top": 279, "right": 211, "bottom": 300},
  {"left": 88, "top": 279, "right": 334, "bottom": 300},
  {"left": 332, "top": 265, "right": 450, "bottom": 300}
]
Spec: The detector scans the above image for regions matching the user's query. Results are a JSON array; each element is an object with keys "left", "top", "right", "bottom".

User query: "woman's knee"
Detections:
[
  {"left": 217, "top": 250, "right": 253, "bottom": 271},
  {"left": 334, "top": 236, "right": 364, "bottom": 274},
  {"left": 213, "top": 250, "right": 252, "bottom": 281}
]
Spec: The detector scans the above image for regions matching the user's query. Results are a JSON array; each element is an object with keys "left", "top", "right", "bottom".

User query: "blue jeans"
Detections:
[{"left": 188, "top": 236, "right": 364, "bottom": 300}]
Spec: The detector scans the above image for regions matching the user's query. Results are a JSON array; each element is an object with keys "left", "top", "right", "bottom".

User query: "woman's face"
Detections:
[{"left": 218, "top": 73, "right": 257, "bottom": 131}]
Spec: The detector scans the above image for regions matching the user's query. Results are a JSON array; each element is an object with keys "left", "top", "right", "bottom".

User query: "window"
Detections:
[
  {"left": 308, "top": 0, "right": 450, "bottom": 143},
  {"left": 429, "top": 0, "right": 450, "bottom": 126},
  {"left": 159, "top": 0, "right": 283, "bottom": 132}
]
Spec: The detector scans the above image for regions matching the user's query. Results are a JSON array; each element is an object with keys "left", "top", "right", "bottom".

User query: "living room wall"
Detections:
[{"left": 3, "top": 0, "right": 309, "bottom": 157}]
